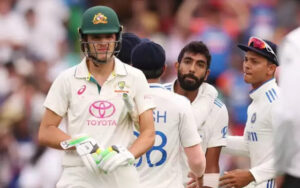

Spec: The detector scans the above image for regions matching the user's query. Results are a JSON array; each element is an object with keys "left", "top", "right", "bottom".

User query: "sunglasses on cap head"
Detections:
[{"left": 248, "top": 37, "right": 277, "bottom": 59}]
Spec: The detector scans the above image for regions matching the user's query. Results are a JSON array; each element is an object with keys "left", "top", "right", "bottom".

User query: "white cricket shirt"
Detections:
[
  {"left": 226, "top": 78, "right": 279, "bottom": 186},
  {"left": 136, "top": 83, "right": 201, "bottom": 188},
  {"left": 165, "top": 81, "right": 228, "bottom": 184},
  {"left": 164, "top": 81, "right": 228, "bottom": 152},
  {"left": 44, "top": 57, "right": 155, "bottom": 166}
]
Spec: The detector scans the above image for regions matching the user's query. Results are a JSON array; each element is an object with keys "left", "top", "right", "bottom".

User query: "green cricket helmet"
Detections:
[
  {"left": 79, "top": 6, "right": 123, "bottom": 63},
  {"left": 80, "top": 6, "right": 122, "bottom": 35}
]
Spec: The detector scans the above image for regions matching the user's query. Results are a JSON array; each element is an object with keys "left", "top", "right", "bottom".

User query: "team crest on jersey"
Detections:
[
  {"left": 221, "top": 126, "right": 228, "bottom": 138},
  {"left": 93, "top": 13, "right": 108, "bottom": 24},
  {"left": 114, "top": 81, "right": 129, "bottom": 93},
  {"left": 251, "top": 113, "right": 256, "bottom": 123},
  {"left": 118, "top": 81, "right": 125, "bottom": 90}
]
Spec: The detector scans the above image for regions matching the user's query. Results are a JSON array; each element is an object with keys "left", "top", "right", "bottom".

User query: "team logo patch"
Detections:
[
  {"left": 77, "top": 85, "right": 86, "bottom": 95},
  {"left": 221, "top": 126, "right": 228, "bottom": 138},
  {"left": 118, "top": 81, "right": 125, "bottom": 90},
  {"left": 93, "top": 13, "right": 108, "bottom": 24},
  {"left": 114, "top": 81, "right": 129, "bottom": 93},
  {"left": 251, "top": 113, "right": 256, "bottom": 123},
  {"left": 89, "top": 101, "right": 115, "bottom": 118}
]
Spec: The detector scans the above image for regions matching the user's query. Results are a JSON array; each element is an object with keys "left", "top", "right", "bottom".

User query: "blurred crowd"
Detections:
[{"left": 0, "top": 0, "right": 299, "bottom": 187}]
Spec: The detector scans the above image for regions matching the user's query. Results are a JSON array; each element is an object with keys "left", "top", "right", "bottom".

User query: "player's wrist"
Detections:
[
  {"left": 112, "top": 145, "right": 135, "bottom": 164},
  {"left": 247, "top": 170, "right": 256, "bottom": 182}
]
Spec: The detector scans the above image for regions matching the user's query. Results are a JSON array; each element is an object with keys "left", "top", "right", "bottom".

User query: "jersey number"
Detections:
[{"left": 134, "top": 131, "right": 167, "bottom": 167}]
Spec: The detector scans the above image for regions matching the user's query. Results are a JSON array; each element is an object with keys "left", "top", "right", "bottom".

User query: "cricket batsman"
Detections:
[{"left": 38, "top": 6, "right": 155, "bottom": 188}]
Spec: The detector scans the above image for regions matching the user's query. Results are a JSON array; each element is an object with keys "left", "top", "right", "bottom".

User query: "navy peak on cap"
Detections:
[
  {"left": 237, "top": 37, "right": 278, "bottom": 66},
  {"left": 131, "top": 41, "right": 166, "bottom": 70}
]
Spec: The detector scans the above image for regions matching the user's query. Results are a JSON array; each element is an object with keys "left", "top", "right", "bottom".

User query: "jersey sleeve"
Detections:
[
  {"left": 249, "top": 158, "right": 276, "bottom": 184},
  {"left": 134, "top": 71, "right": 156, "bottom": 114},
  {"left": 179, "top": 99, "right": 202, "bottom": 147},
  {"left": 207, "top": 102, "right": 228, "bottom": 148},
  {"left": 43, "top": 72, "right": 69, "bottom": 117}
]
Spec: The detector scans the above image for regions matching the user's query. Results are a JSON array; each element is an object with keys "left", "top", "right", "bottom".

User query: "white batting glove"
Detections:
[
  {"left": 60, "top": 134, "right": 103, "bottom": 174},
  {"left": 95, "top": 145, "right": 135, "bottom": 173}
]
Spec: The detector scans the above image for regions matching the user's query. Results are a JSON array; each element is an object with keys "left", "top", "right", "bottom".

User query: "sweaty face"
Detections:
[
  {"left": 86, "top": 34, "right": 117, "bottom": 63},
  {"left": 176, "top": 52, "right": 209, "bottom": 91},
  {"left": 243, "top": 51, "right": 276, "bottom": 89}
]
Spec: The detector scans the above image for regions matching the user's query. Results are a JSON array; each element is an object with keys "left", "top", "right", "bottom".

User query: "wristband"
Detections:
[{"left": 203, "top": 173, "right": 219, "bottom": 188}]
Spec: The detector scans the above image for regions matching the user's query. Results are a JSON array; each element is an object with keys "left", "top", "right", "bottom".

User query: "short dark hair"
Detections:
[
  {"left": 140, "top": 67, "right": 164, "bottom": 79},
  {"left": 177, "top": 41, "right": 211, "bottom": 69}
]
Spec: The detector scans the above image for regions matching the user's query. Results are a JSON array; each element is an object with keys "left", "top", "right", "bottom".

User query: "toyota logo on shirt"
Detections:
[{"left": 89, "top": 101, "right": 116, "bottom": 118}]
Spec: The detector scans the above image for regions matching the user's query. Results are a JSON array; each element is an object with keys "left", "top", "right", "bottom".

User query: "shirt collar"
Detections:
[
  {"left": 74, "top": 57, "right": 128, "bottom": 79},
  {"left": 249, "top": 78, "right": 276, "bottom": 99},
  {"left": 114, "top": 57, "right": 128, "bottom": 76},
  {"left": 74, "top": 57, "right": 89, "bottom": 79},
  {"left": 167, "top": 80, "right": 176, "bottom": 92},
  {"left": 149, "top": 83, "right": 165, "bottom": 89}
]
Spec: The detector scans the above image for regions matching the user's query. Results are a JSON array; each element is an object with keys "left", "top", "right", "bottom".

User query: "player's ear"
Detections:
[
  {"left": 204, "top": 69, "right": 210, "bottom": 81},
  {"left": 175, "top": 61, "right": 179, "bottom": 70},
  {"left": 267, "top": 62, "right": 277, "bottom": 77}
]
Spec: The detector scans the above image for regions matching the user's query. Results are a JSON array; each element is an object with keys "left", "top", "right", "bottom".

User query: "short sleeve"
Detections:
[
  {"left": 179, "top": 99, "right": 202, "bottom": 147},
  {"left": 207, "top": 104, "right": 228, "bottom": 148},
  {"left": 43, "top": 72, "right": 69, "bottom": 117},
  {"left": 134, "top": 71, "right": 156, "bottom": 114}
]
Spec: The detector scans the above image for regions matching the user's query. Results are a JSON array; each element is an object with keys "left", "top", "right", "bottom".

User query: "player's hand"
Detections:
[
  {"left": 275, "top": 175, "right": 285, "bottom": 188},
  {"left": 96, "top": 145, "right": 135, "bottom": 173},
  {"left": 219, "top": 169, "right": 254, "bottom": 188},
  {"left": 60, "top": 134, "right": 103, "bottom": 174},
  {"left": 187, "top": 172, "right": 203, "bottom": 188}
]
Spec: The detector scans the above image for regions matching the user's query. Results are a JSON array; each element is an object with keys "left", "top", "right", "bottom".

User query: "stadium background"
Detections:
[{"left": 0, "top": 0, "right": 299, "bottom": 187}]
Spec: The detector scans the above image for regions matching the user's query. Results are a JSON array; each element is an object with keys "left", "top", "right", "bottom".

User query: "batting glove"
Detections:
[
  {"left": 60, "top": 134, "right": 104, "bottom": 174},
  {"left": 95, "top": 145, "right": 135, "bottom": 173}
]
